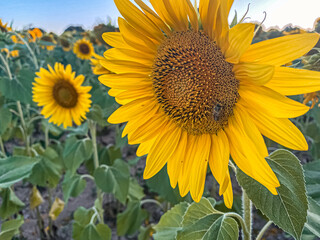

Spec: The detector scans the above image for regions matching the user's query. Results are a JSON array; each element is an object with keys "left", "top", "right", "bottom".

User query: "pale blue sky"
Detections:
[{"left": 1, "top": 0, "right": 319, "bottom": 34}]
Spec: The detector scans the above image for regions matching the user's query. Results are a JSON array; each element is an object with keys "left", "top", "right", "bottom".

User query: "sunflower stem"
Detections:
[
  {"left": 0, "top": 136, "right": 7, "bottom": 158},
  {"left": 88, "top": 120, "right": 104, "bottom": 224},
  {"left": 45, "top": 126, "right": 49, "bottom": 149},
  {"left": 17, "top": 101, "right": 31, "bottom": 156},
  {"left": 242, "top": 190, "right": 252, "bottom": 240},
  {"left": 224, "top": 212, "right": 249, "bottom": 237},
  {"left": 0, "top": 52, "right": 13, "bottom": 80},
  {"left": 256, "top": 221, "right": 272, "bottom": 240},
  {"left": 12, "top": 32, "right": 39, "bottom": 69}
]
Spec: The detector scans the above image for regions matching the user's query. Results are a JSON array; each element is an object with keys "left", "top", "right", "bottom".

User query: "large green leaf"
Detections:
[
  {"left": 0, "top": 156, "right": 40, "bottom": 188},
  {"left": 63, "top": 137, "right": 93, "bottom": 174},
  {"left": 128, "top": 178, "right": 145, "bottom": 201},
  {"left": 146, "top": 166, "right": 186, "bottom": 204},
  {"left": 177, "top": 198, "right": 239, "bottom": 240},
  {"left": 28, "top": 147, "right": 64, "bottom": 188},
  {"left": 117, "top": 200, "right": 148, "bottom": 236},
  {"left": 62, "top": 171, "right": 86, "bottom": 203},
  {"left": 304, "top": 197, "right": 320, "bottom": 238},
  {"left": 153, "top": 202, "right": 189, "bottom": 240},
  {"left": 236, "top": 149, "right": 308, "bottom": 239},
  {"left": 87, "top": 104, "right": 109, "bottom": 127},
  {"left": 0, "top": 69, "right": 34, "bottom": 104},
  {"left": 0, "top": 215, "right": 24, "bottom": 240},
  {"left": 0, "top": 188, "right": 25, "bottom": 219},
  {"left": 304, "top": 161, "right": 320, "bottom": 203},
  {"left": 80, "top": 224, "right": 111, "bottom": 240},
  {"left": 0, "top": 107, "right": 12, "bottom": 135},
  {"left": 94, "top": 159, "right": 130, "bottom": 204},
  {"left": 73, "top": 207, "right": 95, "bottom": 240}
]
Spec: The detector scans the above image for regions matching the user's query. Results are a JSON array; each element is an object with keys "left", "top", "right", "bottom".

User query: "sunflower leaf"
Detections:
[
  {"left": 303, "top": 161, "right": 320, "bottom": 203},
  {"left": 236, "top": 149, "right": 308, "bottom": 240},
  {"left": 0, "top": 215, "right": 24, "bottom": 240},
  {"left": 176, "top": 198, "right": 239, "bottom": 240},
  {"left": 303, "top": 197, "right": 320, "bottom": 238},
  {"left": 0, "top": 188, "right": 25, "bottom": 220},
  {"left": 0, "top": 107, "right": 12, "bottom": 135}
]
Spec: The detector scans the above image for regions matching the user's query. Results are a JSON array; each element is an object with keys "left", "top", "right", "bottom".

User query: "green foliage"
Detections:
[
  {"left": 304, "top": 197, "right": 320, "bottom": 238},
  {"left": 237, "top": 149, "right": 308, "bottom": 239},
  {"left": 0, "top": 188, "right": 25, "bottom": 219},
  {"left": 0, "top": 215, "right": 24, "bottom": 240},
  {"left": 94, "top": 159, "right": 130, "bottom": 204},
  {"left": 87, "top": 104, "right": 109, "bottom": 127},
  {"left": 62, "top": 171, "right": 87, "bottom": 203},
  {"left": 0, "top": 156, "right": 40, "bottom": 188},
  {"left": 117, "top": 200, "right": 148, "bottom": 236},
  {"left": 63, "top": 137, "right": 93, "bottom": 174},
  {"left": 0, "top": 107, "right": 12, "bottom": 135},
  {"left": 304, "top": 161, "right": 320, "bottom": 203}
]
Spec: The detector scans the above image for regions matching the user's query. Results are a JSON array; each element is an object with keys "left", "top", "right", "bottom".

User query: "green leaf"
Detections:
[
  {"left": 117, "top": 200, "right": 148, "bottom": 236},
  {"left": 0, "top": 107, "right": 12, "bottom": 135},
  {"left": 0, "top": 156, "right": 40, "bottom": 188},
  {"left": 0, "top": 69, "right": 34, "bottom": 104},
  {"left": 0, "top": 188, "right": 25, "bottom": 219},
  {"left": 87, "top": 104, "right": 109, "bottom": 127},
  {"left": 230, "top": 10, "right": 238, "bottom": 28},
  {"left": 62, "top": 171, "right": 86, "bottom": 203},
  {"left": 304, "top": 161, "right": 320, "bottom": 203},
  {"left": 94, "top": 159, "right": 130, "bottom": 203},
  {"left": 28, "top": 147, "right": 63, "bottom": 188},
  {"left": 138, "top": 225, "right": 153, "bottom": 240},
  {"left": 304, "top": 197, "right": 320, "bottom": 238},
  {"left": 236, "top": 149, "right": 308, "bottom": 240},
  {"left": 146, "top": 166, "right": 186, "bottom": 204},
  {"left": 63, "top": 137, "right": 93, "bottom": 174},
  {"left": 41, "top": 119, "right": 63, "bottom": 136},
  {"left": 128, "top": 178, "right": 145, "bottom": 201},
  {"left": 99, "top": 145, "right": 122, "bottom": 166},
  {"left": 154, "top": 202, "right": 189, "bottom": 240},
  {"left": 80, "top": 223, "right": 111, "bottom": 240},
  {"left": 0, "top": 215, "right": 24, "bottom": 240},
  {"left": 72, "top": 207, "right": 95, "bottom": 240},
  {"left": 177, "top": 198, "right": 239, "bottom": 240}
]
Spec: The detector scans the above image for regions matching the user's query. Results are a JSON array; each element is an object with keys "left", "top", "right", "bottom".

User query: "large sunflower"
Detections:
[
  {"left": 99, "top": 0, "right": 320, "bottom": 208},
  {"left": 73, "top": 38, "right": 95, "bottom": 60},
  {"left": 33, "top": 63, "right": 92, "bottom": 128}
]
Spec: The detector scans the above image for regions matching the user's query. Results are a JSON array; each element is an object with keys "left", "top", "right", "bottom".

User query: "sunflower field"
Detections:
[{"left": 0, "top": 1, "right": 320, "bottom": 240}]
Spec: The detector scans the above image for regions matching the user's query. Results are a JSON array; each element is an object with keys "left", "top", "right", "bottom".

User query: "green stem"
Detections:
[
  {"left": 36, "top": 206, "right": 45, "bottom": 239},
  {"left": 256, "top": 221, "right": 272, "bottom": 240},
  {"left": 17, "top": 101, "right": 31, "bottom": 156},
  {"left": 0, "top": 53, "right": 13, "bottom": 80},
  {"left": 47, "top": 188, "right": 54, "bottom": 238},
  {"left": 242, "top": 190, "right": 252, "bottom": 240},
  {"left": 140, "top": 199, "right": 164, "bottom": 210},
  {"left": 12, "top": 32, "right": 39, "bottom": 69},
  {"left": 88, "top": 120, "right": 104, "bottom": 224},
  {"left": 224, "top": 212, "right": 249, "bottom": 238},
  {"left": 45, "top": 127, "right": 49, "bottom": 149},
  {"left": 0, "top": 136, "right": 7, "bottom": 157}
]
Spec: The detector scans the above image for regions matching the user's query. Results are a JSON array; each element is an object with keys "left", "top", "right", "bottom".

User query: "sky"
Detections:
[{"left": 1, "top": 0, "right": 319, "bottom": 34}]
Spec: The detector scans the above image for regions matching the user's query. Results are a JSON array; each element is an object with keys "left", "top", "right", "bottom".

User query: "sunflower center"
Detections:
[
  {"left": 79, "top": 43, "right": 90, "bottom": 54},
  {"left": 53, "top": 81, "right": 78, "bottom": 108},
  {"left": 152, "top": 31, "right": 239, "bottom": 135}
]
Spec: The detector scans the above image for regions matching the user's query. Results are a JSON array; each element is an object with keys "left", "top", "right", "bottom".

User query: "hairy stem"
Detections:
[
  {"left": 0, "top": 136, "right": 7, "bottom": 157},
  {"left": 88, "top": 120, "right": 104, "bottom": 224},
  {"left": 225, "top": 212, "right": 249, "bottom": 238},
  {"left": 0, "top": 53, "right": 13, "bottom": 80},
  {"left": 256, "top": 221, "right": 272, "bottom": 240},
  {"left": 242, "top": 190, "right": 252, "bottom": 240},
  {"left": 17, "top": 101, "right": 31, "bottom": 156}
]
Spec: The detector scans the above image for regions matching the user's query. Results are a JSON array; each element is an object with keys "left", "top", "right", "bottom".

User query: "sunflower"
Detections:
[
  {"left": 73, "top": 38, "right": 94, "bottom": 60},
  {"left": 33, "top": 63, "right": 92, "bottom": 128},
  {"left": 99, "top": 0, "right": 320, "bottom": 208},
  {"left": 91, "top": 53, "right": 112, "bottom": 75},
  {"left": 0, "top": 19, "right": 12, "bottom": 32}
]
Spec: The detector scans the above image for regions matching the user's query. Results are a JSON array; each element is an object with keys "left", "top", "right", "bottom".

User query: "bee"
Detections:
[{"left": 213, "top": 103, "right": 223, "bottom": 121}]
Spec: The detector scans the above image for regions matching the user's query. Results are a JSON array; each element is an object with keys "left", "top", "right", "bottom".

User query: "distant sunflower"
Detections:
[
  {"left": 73, "top": 39, "right": 94, "bottom": 60},
  {"left": 33, "top": 63, "right": 92, "bottom": 128},
  {"left": 59, "top": 37, "right": 72, "bottom": 51},
  {"left": 0, "top": 19, "right": 11, "bottom": 32},
  {"left": 91, "top": 54, "right": 112, "bottom": 75},
  {"left": 100, "top": 0, "right": 320, "bottom": 208}
]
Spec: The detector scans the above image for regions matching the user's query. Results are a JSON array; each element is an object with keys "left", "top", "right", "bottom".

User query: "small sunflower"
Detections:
[
  {"left": 91, "top": 54, "right": 112, "bottom": 75},
  {"left": 33, "top": 63, "right": 92, "bottom": 128},
  {"left": 100, "top": 0, "right": 320, "bottom": 208},
  {"left": 59, "top": 37, "right": 72, "bottom": 51},
  {"left": 0, "top": 19, "right": 12, "bottom": 32},
  {"left": 73, "top": 38, "right": 94, "bottom": 60},
  {"left": 28, "top": 28, "right": 43, "bottom": 42}
]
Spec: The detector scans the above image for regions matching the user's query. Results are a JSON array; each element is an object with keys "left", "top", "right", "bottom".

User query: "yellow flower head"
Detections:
[
  {"left": 28, "top": 28, "right": 43, "bottom": 42},
  {"left": 91, "top": 53, "right": 112, "bottom": 75},
  {"left": 100, "top": 0, "right": 320, "bottom": 208},
  {"left": 59, "top": 37, "right": 72, "bottom": 51},
  {"left": 73, "top": 38, "right": 95, "bottom": 60},
  {"left": 11, "top": 35, "right": 24, "bottom": 44},
  {"left": 1, "top": 48, "right": 19, "bottom": 58},
  {"left": 33, "top": 63, "right": 92, "bottom": 128},
  {"left": 0, "top": 19, "right": 12, "bottom": 32}
]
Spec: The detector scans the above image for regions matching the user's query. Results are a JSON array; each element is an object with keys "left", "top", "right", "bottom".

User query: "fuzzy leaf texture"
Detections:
[{"left": 236, "top": 149, "right": 308, "bottom": 239}]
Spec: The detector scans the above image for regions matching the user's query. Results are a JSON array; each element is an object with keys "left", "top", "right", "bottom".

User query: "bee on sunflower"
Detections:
[
  {"left": 32, "top": 63, "right": 92, "bottom": 128},
  {"left": 73, "top": 38, "right": 95, "bottom": 60},
  {"left": 100, "top": 0, "right": 320, "bottom": 208}
]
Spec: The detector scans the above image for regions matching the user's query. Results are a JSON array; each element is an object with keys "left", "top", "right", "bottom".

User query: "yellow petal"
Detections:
[
  {"left": 99, "top": 73, "right": 151, "bottom": 90},
  {"left": 115, "top": 0, "right": 164, "bottom": 42},
  {"left": 241, "top": 100, "right": 308, "bottom": 151},
  {"left": 265, "top": 67, "right": 320, "bottom": 95},
  {"left": 208, "top": 130, "right": 230, "bottom": 192},
  {"left": 102, "top": 32, "right": 127, "bottom": 48},
  {"left": 199, "top": 0, "right": 220, "bottom": 40},
  {"left": 240, "top": 33, "right": 320, "bottom": 66},
  {"left": 225, "top": 106, "right": 280, "bottom": 193},
  {"left": 184, "top": 0, "right": 199, "bottom": 32},
  {"left": 143, "top": 126, "right": 181, "bottom": 179},
  {"left": 100, "top": 59, "right": 151, "bottom": 74},
  {"left": 136, "top": 138, "right": 156, "bottom": 157},
  {"left": 225, "top": 23, "right": 255, "bottom": 64},
  {"left": 115, "top": 88, "right": 154, "bottom": 103},
  {"left": 215, "top": 0, "right": 231, "bottom": 52},
  {"left": 239, "top": 84, "right": 309, "bottom": 118},
  {"left": 190, "top": 134, "right": 211, "bottom": 202},
  {"left": 233, "top": 63, "right": 275, "bottom": 85},
  {"left": 49, "top": 197, "right": 65, "bottom": 221},
  {"left": 167, "top": 131, "right": 188, "bottom": 188},
  {"left": 222, "top": 171, "right": 233, "bottom": 209}
]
